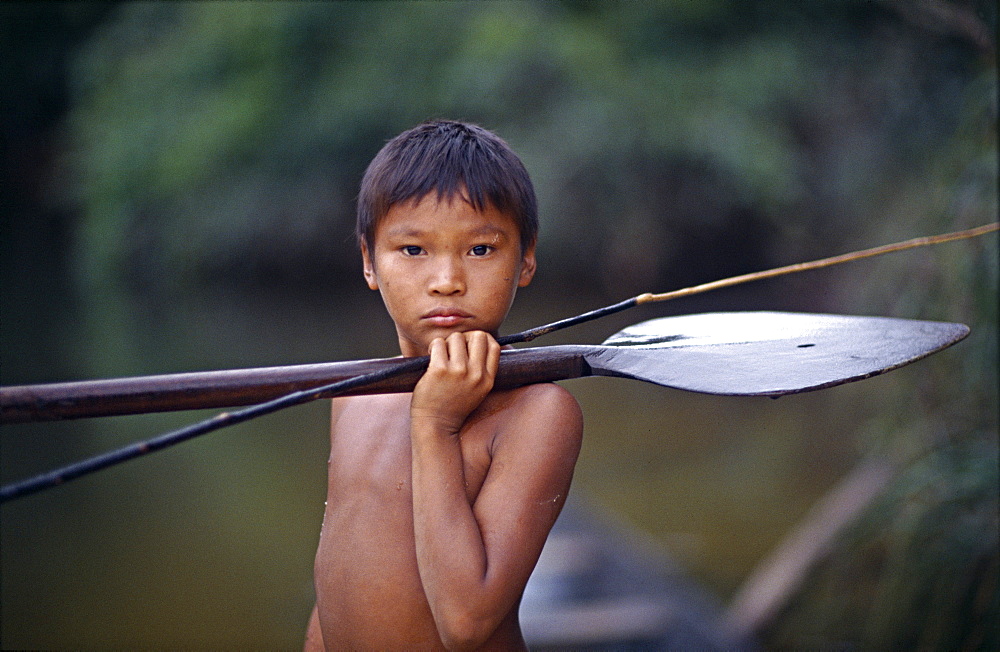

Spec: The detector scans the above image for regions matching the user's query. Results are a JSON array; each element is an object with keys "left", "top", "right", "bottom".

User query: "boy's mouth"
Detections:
[{"left": 422, "top": 308, "right": 473, "bottom": 328}]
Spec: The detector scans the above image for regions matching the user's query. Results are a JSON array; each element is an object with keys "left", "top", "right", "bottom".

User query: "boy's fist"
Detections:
[{"left": 410, "top": 331, "right": 501, "bottom": 435}]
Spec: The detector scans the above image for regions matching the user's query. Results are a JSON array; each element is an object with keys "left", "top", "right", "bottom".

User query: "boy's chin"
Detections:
[{"left": 397, "top": 333, "right": 443, "bottom": 357}]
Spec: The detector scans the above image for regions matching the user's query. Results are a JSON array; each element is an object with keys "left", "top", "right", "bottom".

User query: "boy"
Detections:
[{"left": 304, "top": 120, "right": 584, "bottom": 650}]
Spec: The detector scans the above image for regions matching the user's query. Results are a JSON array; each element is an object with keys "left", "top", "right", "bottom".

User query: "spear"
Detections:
[{"left": 0, "top": 222, "right": 995, "bottom": 502}]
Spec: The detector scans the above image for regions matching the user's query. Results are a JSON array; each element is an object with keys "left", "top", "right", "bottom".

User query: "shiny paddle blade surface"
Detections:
[{"left": 585, "top": 311, "right": 970, "bottom": 396}]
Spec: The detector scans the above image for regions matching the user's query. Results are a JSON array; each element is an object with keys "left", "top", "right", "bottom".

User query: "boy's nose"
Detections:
[{"left": 428, "top": 257, "right": 466, "bottom": 295}]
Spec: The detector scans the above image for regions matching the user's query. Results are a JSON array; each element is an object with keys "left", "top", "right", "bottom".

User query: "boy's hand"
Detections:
[{"left": 411, "top": 331, "right": 500, "bottom": 435}]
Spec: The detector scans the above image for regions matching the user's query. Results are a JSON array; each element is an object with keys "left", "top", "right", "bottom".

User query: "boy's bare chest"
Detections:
[{"left": 326, "top": 395, "right": 495, "bottom": 504}]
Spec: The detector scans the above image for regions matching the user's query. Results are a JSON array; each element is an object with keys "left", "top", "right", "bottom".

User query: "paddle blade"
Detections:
[{"left": 586, "top": 312, "right": 970, "bottom": 396}]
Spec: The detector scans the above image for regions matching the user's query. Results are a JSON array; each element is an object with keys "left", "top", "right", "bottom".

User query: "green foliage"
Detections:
[
  {"left": 64, "top": 0, "right": 990, "bottom": 298},
  {"left": 767, "top": 437, "right": 999, "bottom": 650}
]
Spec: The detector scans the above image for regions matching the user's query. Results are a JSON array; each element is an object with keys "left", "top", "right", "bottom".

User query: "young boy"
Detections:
[{"left": 304, "top": 120, "right": 584, "bottom": 650}]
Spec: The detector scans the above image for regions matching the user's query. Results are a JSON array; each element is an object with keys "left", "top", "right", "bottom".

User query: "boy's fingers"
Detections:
[
  {"left": 428, "top": 332, "right": 498, "bottom": 385},
  {"left": 445, "top": 331, "right": 469, "bottom": 370},
  {"left": 466, "top": 332, "right": 499, "bottom": 389},
  {"left": 465, "top": 331, "right": 487, "bottom": 364},
  {"left": 466, "top": 331, "right": 494, "bottom": 364},
  {"left": 427, "top": 337, "right": 448, "bottom": 367},
  {"left": 486, "top": 336, "right": 501, "bottom": 380}
]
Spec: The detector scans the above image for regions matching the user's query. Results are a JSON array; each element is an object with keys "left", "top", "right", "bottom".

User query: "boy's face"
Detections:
[{"left": 361, "top": 192, "right": 536, "bottom": 357}]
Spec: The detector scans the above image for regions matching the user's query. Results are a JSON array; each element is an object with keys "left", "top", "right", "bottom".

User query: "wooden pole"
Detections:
[{"left": 0, "top": 347, "right": 592, "bottom": 424}]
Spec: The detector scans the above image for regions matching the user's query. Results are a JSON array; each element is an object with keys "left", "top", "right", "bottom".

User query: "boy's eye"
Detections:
[
  {"left": 401, "top": 245, "right": 423, "bottom": 256},
  {"left": 469, "top": 244, "right": 493, "bottom": 256}
]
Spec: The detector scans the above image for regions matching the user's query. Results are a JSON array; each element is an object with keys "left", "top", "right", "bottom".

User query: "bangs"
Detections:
[
  {"left": 385, "top": 124, "right": 520, "bottom": 214},
  {"left": 358, "top": 121, "right": 538, "bottom": 252}
]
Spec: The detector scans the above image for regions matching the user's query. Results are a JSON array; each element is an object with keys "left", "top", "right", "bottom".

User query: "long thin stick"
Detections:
[
  {"left": 1, "top": 222, "right": 995, "bottom": 502},
  {"left": 506, "top": 222, "right": 998, "bottom": 342},
  {"left": 633, "top": 222, "right": 999, "bottom": 306}
]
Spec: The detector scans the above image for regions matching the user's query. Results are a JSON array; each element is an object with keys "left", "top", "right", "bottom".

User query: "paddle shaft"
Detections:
[
  {"left": 0, "top": 346, "right": 594, "bottom": 501},
  {"left": 0, "top": 346, "right": 594, "bottom": 424}
]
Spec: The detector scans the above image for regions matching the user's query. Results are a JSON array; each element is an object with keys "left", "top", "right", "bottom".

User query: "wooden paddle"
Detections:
[
  {"left": 0, "top": 311, "right": 969, "bottom": 502},
  {"left": 0, "top": 311, "right": 970, "bottom": 424}
]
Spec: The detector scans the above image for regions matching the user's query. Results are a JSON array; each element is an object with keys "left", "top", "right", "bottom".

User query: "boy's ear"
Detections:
[
  {"left": 361, "top": 244, "right": 379, "bottom": 290},
  {"left": 518, "top": 243, "right": 537, "bottom": 287}
]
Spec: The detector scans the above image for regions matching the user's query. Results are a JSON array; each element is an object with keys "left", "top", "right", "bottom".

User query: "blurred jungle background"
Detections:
[{"left": 1, "top": 1, "right": 996, "bottom": 649}]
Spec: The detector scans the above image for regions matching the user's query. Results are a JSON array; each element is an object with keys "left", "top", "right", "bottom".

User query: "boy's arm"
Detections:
[
  {"left": 303, "top": 603, "right": 323, "bottom": 651},
  {"left": 410, "top": 331, "right": 583, "bottom": 650}
]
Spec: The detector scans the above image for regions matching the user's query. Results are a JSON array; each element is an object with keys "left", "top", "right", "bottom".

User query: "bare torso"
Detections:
[{"left": 313, "top": 390, "right": 530, "bottom": 650}]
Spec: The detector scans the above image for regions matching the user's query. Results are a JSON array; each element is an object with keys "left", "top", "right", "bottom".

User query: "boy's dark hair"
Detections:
[{"left": 357, "top": 120, "right": 538, "bottom": 253}]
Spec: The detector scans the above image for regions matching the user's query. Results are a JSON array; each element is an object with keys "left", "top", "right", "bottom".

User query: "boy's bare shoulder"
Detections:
[
  {"left": 484, "top": 382, "right": 582, "bottom": 445},
  {"left": 503, "top": 382, "right": 580, "bottom": 416}
]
